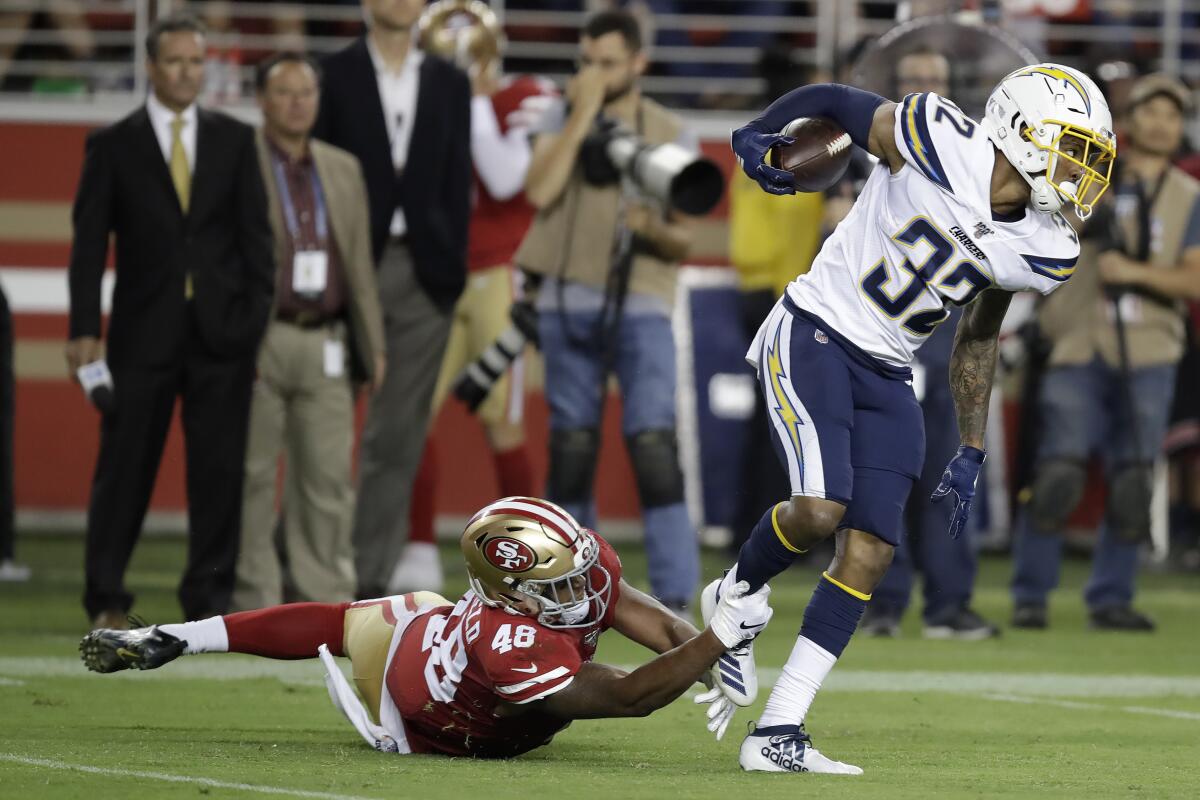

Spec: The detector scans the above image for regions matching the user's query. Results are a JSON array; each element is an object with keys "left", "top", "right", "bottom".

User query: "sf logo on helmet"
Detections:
[{"left": 483, "top": 537, "right": 536, "bottom": 572}]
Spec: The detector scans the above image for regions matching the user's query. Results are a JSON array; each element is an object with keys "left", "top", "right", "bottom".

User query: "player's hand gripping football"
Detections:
[
  {"left": 695, "top": 581, "right": 773, "bottom": 740},
  {"left": 931, "top": 445, "right": 987, "bottom": 539},
  {"left": 731, "top": 125, "right": 796, "bottom": 196}
]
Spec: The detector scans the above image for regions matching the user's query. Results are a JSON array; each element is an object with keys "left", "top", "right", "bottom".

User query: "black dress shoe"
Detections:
[
  {"left": 1089, "top": 605, "right": 1156, "bottom": 632},
  {"left": 860, "top": 605, "right": 902, "bottom": 638},
  {"left": 1012, "top": 604, "right": 1047, "bottom": 630},
  {"left": 924, "top": 607, "right": 1001, "bottom": 640}
]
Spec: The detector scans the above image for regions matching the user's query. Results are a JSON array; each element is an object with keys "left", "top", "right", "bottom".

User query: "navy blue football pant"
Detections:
[
  {"left": 871, "top": 363, "right": 978, "bottom": 621},
  {"left": 1012, "top": 359, "right": 1175, "bottom": 611}
]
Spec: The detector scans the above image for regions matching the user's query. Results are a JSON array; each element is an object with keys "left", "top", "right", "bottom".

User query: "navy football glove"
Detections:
[
  {"left": 931, "top": 445, "right": 987, "bottom": 539},
  {"left": 731, "top": 126, "right": 796, "bottom": 196}
]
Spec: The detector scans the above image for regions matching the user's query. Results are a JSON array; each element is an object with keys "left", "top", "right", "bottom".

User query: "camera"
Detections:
[
  {"left": 452, "top": 290, "right": 541, "bottom": 412},
  {"left": 580, "top": 117, "right": 725, "bottom": 215}
]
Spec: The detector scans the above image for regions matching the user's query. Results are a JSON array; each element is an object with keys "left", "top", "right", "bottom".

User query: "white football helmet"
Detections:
[{"left": 982, "top": 63, "right": 1116, "bottom": 219}]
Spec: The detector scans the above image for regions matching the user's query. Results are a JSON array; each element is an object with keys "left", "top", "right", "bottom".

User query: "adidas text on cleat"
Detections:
[
  {"left": 79, "top": 623, "right": 186, "bottom": 674},
  {"left": 739, "top": 724, "right": 863, "bottom": 775},
  {"left": 700, "top": 576, "right": 758, "bottom": 706}
]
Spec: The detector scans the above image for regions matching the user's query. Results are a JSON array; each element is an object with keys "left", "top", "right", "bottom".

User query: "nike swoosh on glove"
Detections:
[
  {"left": 708, "top": 581, "right": 773, "bottom": 648},
  {"left": 930, "top": 445, "right": 987, "bottom": 539},
  {"left": 731, "top": 126, "right": 796, "bottom": 196}
]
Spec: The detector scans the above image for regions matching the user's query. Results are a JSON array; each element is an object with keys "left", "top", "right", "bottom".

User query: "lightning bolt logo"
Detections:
[
  {"left": 766, "top": 325, "right": 805, "bottom": 479},
  {"left": 1016, "top": 66, "right": 1092, "bottom": 115},
  {"left": 906, "top": 96, "right": 933, "bottom": 173}
]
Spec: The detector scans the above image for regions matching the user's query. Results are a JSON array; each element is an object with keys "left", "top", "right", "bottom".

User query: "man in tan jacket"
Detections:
[
  {"left": 517, "top": 10, "right": 700, "bottom": 612},
  {"left": 233, "top": 52, "right": 386, "bottom": 609},
  {"left": 1013, "top": 74, "right": 1200, "bottom": 632}
]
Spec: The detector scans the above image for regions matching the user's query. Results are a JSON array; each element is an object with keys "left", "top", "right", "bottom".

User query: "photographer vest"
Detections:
[
  {"left": 1040, "top": 165, "right": 1200, "bottom": 369},
  {"left": 515, "top": 96, "right": 686, "bottom": 307}
]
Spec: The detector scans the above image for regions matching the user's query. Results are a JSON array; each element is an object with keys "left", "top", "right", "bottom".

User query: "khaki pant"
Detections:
[
  {"left": 432, "top": 264, "right": 525, "bottom": 427},
  {"left": 233, "top": 319, "right": 356, "bottom": 610}
]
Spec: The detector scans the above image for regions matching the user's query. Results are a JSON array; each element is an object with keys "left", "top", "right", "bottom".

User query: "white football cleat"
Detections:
[
  {"left": 387, "top": 542, "right": 444, "bottom": 594},
  {"left": 700, "top": 572, "right": 759, "bottom": 706},
  {"left": 739, "top": 724, "right": 863, "bottom": 775}
]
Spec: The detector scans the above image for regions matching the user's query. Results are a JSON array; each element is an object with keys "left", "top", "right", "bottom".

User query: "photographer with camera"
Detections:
[
  {"left": 1012, "top": 74, "right": 1200, "bottom": 632},
  {"left": 514, "top": 10, "right": 703, "bottom": 613}
]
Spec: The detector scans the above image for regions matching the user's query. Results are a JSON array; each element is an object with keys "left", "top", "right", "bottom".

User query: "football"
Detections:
[{"left": 768, "top": 116, "right": 854, "bottom": 192}]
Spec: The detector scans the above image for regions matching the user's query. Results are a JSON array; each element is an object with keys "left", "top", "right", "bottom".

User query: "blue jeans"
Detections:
[
  {"left": 1011, "top": 358, "right": 1176, "bottom": 610},
  {"left": 538, "top": 308, "right": 700, "bottom": 604},
  {"left": 872, "top": 364, "right": 978, "bottom": 621}
]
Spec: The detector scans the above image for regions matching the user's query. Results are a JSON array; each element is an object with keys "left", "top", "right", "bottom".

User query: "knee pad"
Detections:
[
  {"left": 1108, "top": 464, "right": 1152, "bottom": 543},
  {"left": 1029, "top": 459, "right": 1087, "bottom": 533},
  {"left": 627, "top": 428, "right": 685, "bottom": 509},
  {"left": 547, "top": 428, "right": 599, "bottom": 504}
]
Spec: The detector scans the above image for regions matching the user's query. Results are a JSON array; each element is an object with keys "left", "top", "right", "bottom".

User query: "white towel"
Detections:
[{"left": 318, "top": 643, "right": 407, "bottom": 754}]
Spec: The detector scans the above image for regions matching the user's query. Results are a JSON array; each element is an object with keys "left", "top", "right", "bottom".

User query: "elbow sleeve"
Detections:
[{"left": 748, "top": 83, "right": 886, "bottom": 150}]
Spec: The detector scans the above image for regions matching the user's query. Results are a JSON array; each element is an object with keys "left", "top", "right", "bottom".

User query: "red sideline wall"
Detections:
[{"left": 0, "top": 121, "right": 737, "bottom": 522}]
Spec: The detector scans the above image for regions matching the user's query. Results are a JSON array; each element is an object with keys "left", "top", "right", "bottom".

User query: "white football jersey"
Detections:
[{"left": 786, "top": 91, "right": 1080, "bottom": 367}]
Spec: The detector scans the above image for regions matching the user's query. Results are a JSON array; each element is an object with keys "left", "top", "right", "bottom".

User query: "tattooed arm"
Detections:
[{"left": 949, "top": 288, "right": 1013, "bottom": 448}]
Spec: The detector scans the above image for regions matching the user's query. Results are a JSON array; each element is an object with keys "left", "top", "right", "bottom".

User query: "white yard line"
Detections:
[
  {"left": 6, "top": 657, "right": 1200, "bottom": 699},
  {"left": 0, "top": 754, "right": 380, "bottom": 800},
  {"left": 981, "top": 693, "right": 1200, "bottom": 722}
]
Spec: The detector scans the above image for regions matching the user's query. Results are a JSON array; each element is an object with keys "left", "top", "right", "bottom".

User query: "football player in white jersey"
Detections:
[{"left": 696, "top": 64, "right": 1115, "bottom": 774}]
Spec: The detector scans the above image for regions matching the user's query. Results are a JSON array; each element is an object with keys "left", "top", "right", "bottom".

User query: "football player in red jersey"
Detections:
[
  {"left": 80, "top": 497, "right": 771, "bottom": 758},
  {"left": 390, "top": 0, "right": 559, "bottom": 593}
]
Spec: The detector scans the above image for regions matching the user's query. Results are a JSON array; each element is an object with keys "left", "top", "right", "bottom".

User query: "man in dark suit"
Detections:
[
  {"left": 313, "top": 0, "right": 471, "bottom": 598},
  {"left": 67, "top": 13, "right": 274, "bottom": 628}
]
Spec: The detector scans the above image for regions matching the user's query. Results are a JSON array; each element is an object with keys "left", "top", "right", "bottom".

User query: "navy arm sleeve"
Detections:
[{"left": 744, "top": 84, "right": 887, "bottom": 151}]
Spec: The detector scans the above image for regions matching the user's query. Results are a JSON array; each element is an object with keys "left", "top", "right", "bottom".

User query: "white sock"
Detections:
[
  {"left": 758, "top": 635, "right": 838, "bottom": 728},
  {"left": 158, "top": 616, "right": 229, "bottom": 655}
]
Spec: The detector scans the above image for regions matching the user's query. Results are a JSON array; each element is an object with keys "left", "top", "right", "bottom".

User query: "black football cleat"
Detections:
[{"left": 79, "top": 618, "right": 186, "bottom": 673}]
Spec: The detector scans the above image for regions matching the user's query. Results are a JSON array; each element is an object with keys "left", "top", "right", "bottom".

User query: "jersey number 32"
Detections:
[{"left": 861, "top": 217, "right": 991, "bottom": 335}]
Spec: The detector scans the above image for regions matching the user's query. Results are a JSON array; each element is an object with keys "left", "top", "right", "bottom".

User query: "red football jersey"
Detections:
[
  {"left": 467, "top": 75, "right": 556, "bottom": 272},
  {"left": 388, "top": 533, "right": 622, "bottom": 758}
]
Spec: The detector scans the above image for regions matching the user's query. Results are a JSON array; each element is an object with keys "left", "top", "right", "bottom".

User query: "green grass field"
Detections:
[{"left": 2, "top": 533, "right": 1199, "bottom": 799}]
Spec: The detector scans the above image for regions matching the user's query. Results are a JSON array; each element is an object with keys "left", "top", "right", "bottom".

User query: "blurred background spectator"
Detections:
[
  {"left": 1012, "top": 74, "right": 1200, "bottom": 632},
  {"left": 66, "top": 13, "right": 273, "bottom": 628},
  {"left": 0, "top": 283, "right": 24, "bottom": 583},
  {"left": 398, "top": 0, "right": 548, "bottom": 594},
  {"left": 312, "top": 0, "right": 472, "bottom": 601},
  {"left": 233, "top": 52, "right": 385, "bottom": 610},
  {"left": 516, "top": 9, "right": 700, "bottom": 611}
]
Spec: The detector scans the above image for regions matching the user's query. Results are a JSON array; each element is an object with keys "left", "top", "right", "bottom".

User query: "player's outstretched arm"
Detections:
[
  {"left": 535, "top": 583, "right": 771, "bottom": 720},
  {"left": 609, "top": 579, "right": 701, "bottom": 654},
  {"left": 932, "top": 288, "right": 1014, "bottom": 538},
  {"left": 731, "top": 84, "right": 904, "bottom": 194}
]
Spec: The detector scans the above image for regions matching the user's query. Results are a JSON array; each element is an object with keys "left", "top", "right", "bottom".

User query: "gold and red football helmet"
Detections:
[
  {"left": 418, "top": 0, "right": 505, "bottom": 77},
  {"left": 461, "top": 496, "right": 611, "bottom": 629}
]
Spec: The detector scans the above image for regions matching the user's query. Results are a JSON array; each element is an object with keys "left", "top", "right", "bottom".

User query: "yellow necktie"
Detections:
[
  {"left": 169, "top": 115, "right": 190, "bottom": 213},
  {"left": 170, "top": 116, "right": 194, "bottom": 299}
]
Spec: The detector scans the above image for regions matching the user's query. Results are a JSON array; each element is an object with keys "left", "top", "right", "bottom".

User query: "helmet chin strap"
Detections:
[{"left": 1028, "top": 176, "right": 1078, "bottom": 215}]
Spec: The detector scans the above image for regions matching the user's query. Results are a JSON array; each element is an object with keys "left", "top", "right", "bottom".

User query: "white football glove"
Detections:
[
  {"left": 693, "top": 683, "right": 737, "bottom": 741},
  {"left": 505, "top": 94, "right": 564, "bottom": 134},
  {"left": 707, "top": 580, "right": 772, "bottom": 649}
]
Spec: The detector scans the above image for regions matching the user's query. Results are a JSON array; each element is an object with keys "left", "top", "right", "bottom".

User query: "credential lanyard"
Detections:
[{"left": 272, "top": 155, "right": 328, "bottom": 248}]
